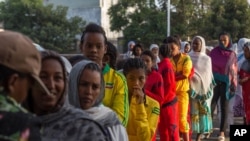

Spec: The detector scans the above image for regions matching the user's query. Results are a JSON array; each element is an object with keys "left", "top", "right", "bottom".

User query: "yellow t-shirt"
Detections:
[{"left": 126, "top": 95, "right": 160, "bottom": 141}]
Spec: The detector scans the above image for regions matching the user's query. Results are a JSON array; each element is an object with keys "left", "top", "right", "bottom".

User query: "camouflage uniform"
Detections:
[{"left": 0, "top": 92, "right": 41, "bottom": 141}]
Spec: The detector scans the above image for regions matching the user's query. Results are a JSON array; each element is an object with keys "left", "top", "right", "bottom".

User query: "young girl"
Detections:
[
  {"left": 239, "top": 42, "right": 250, "bottom": 125},
  {"left": 141, "top": 50, "right": 164, "bottom": 105},
  {"left": 167, "top": 36, "right": 193, "bottom": 141},
  {"left": 141, "top": 50, "right": 164, "bottom": 141},
  {"left": 132, "top": 43, "right": 144, "bottom": 58},
  {"left": 123, "top": 58, "right": 160, "bottom": 141},
  {"left": 158, "top": 44, "right": 179, "bottom": 141}
]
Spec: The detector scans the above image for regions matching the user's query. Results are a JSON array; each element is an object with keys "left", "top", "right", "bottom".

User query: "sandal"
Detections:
[
  {"left": 205, "top": 133, "right": 211, "bottom": 139},
  {"left": 218, "top": 136, "right": 225, "bottom": 141}
]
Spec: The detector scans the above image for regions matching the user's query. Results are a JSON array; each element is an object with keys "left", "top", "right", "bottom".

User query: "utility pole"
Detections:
[{"left": 167, "top": 0, "right": 170, "bottom": 36}]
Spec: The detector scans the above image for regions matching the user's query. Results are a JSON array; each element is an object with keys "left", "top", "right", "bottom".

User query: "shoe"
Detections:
[
  {"left": 205, "top": 133, "right": 211, "bottom": 139},
  {"left": 200, "top": 134, "right": 205, "bottom": 139},
  {"left": 218, "top": 136, "right": 225, "bottom": 141}
]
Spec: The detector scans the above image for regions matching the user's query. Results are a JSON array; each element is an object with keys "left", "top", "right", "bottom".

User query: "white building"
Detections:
[{"left": 43, "top": 0, "right": 122, "bottom": 43}]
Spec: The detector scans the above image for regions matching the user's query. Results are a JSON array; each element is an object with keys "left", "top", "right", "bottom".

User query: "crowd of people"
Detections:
[{"left": 0, "top": 23, "right": 250, "bottom": 141}]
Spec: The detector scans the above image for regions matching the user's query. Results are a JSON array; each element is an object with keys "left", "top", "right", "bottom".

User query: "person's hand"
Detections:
[
  {"left": 242, "top": 77, "right": 249, "bottom": 83},
  {"left": 230, "top": 85, "right": 235, "bottom": 93},
  {"left": 132, "top": 86, "right": 144, "bottom": 104},
  {"left": 175, "top": 71, "right": 182, "bottom": 76}
]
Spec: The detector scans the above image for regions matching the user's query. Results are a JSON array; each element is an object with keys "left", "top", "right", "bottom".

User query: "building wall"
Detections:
[{"left": 43, "top": 0, "right": 122, "bottom": 43}]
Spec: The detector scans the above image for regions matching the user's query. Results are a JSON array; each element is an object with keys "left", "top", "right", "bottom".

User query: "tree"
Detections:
[
  {"left": 109, "top": 0, "right": 250, "bottom": 48},
  {"left": 0, "top": 0, "right": 86, "bottom": 53},
  {"left": 109, "top": 0, "right": 167, "bottom": 52},
  {"left": 207, "top": 0, "right": 250, "bottom": 42},
  {"left": 109, "top": 0, "right": 211, "bottom": 48}
]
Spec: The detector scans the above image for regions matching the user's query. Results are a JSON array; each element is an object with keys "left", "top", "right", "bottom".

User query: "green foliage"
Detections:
[
  {"left": 208, "top": 0, "right": 250, "bottom": 42},
  {"left": 109, "top": 0, "right": 250, "bottom": 47},
  {"left": 109, "top": 0, "right": 167, "bottom": 52},
  {"left": 0, "top": 0, "right": 86, "bottom": 53}
]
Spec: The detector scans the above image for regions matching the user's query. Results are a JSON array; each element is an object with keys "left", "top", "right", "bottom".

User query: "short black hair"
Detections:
[
  {"left": 218, "top": 31, "right": 230, "bottom": 39},
  {"left": 68, "top": 55, "right": 88, "bottom": 66},
  {"left": 80, "top": 23, "right": 108, "bottom": 45},
  {"left": 132, "top": 43, "right": 144, "bottom": 56},
  {"left": 141, "top": 50, "right": 156, "bottom": 62},
  {"left": 116, "top": 59, "right": 127, "bottom": 71},
  {"left": 159, "top": 44, "right": 172, "bottom": 58},
  {"left": 123, "top": 58, "right": 147, "bottom": 76},
  {"left": 105, "top": 41, "right": 118, "bottom": 69},
  {"left": 0, "top": 64, "right": 27, "bottom": 93},
  {"left": 163, "top": 36, "right": 181, "bottom": 48}
]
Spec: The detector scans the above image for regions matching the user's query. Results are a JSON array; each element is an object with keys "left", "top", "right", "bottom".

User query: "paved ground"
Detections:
[
  {"left": 156, "top": 115, "right": 244, "bottom": 141},
  {"left": 194, "top": 116, "right": 244, "bottom": 141}
]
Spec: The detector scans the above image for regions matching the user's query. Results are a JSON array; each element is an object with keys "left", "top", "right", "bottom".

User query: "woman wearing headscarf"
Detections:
[
  {"left": 239, "top": 42, "right": 250, "bottom": 125},
  {"left": 234, "top": 38, "right": 250, "bottom": 118},
  {"left": 68, "top": 60, "right": 128, "bottom": 141},
  {"left": 24, "top": 50, "right": 110, "bottom": 141},
  {"left": 123, "top": 41, "right": 135, "bottom": 59},
  {"left": 149, "top": 44, "right": 161, "bottom": 70},
  {"left": 189, "top": 36, "right": 215, "bottom": 141},
  {"left": 149, "top": 44, "right": 161, "bottom": 64},
  {"left": 181, "top": 41, "right": 191, "bottom": 53},
  {"left": 209, "top": 32, "right": 238, "bottom": 141}
]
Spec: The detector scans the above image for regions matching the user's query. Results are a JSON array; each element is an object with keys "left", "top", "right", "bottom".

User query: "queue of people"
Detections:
[{"left": 0, "top": 23, "right": 250, "bottom": 141}]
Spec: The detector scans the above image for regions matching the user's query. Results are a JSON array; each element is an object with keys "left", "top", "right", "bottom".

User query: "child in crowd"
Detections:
[
  {"left": 165, "top": 36, "right": 193, "bottom": 141},
  {"left": 80, "top": 23, "right": 129, "bottom": 126},
  {"left": 123, "top": 58, "right": 160, "bottom": 141},
  {"left": 158, "top": 44, "right": 179, "bottom": 141},
  {"left": 141, "top": 50, "right": 164, "bottom": 141}
]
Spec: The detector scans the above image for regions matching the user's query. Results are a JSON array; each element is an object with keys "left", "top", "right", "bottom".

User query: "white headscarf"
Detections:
[
  {"left": 237, "top": 38, "right": 249, "bottom": 54},
  {"left": 189, "top": 36, "right": 214, "bottom": 95},
  {"left": 61, "top": 56, "right": 72, "bottom": 75},
  {"left": 237, "top": 38, "right": 250, "bottom": 69},
  {"left": 230, "top": 43, "right": 238, "bottom": 54},
  {"left": 123, "top": 41, "right": 135, "bottom": 59},
  {"left": 149, "top": 44, "right": 160, "bottom": 63},
  {"left": 181, "top": 41, "right": 190, "bottom": 53},
  {"left": 149, "top": 44, "right": 159, "bottom": 51}
]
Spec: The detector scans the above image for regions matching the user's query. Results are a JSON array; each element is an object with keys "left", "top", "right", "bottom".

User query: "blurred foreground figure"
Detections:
[{"left": 0, "top": 30, "right": 50, "bottom": 141}]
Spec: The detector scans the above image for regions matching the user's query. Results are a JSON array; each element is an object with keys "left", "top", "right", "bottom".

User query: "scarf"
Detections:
[
  {"left": 241, "top": 43, "right": 250, "bottom": 73},
  {"left": 218, "top": 34, "right": 233, "bottom": 50},
  {"left": 85, "top": 105, "right": 120, "bottom": 127},
  {"left": 241, "top": 60, "right": 250, "bottom": 73},
  {"left": 181, "top": 41, "right": 189, "bottom": 53},
  {"left": 68, "top": 60, "right": 120, "bottom": 127},
  {"left": 39, "top": 101, "right": 106, "bottom": 140},
  {"left": 237, "top": 38, "right": 250, "bottom": 69},
  {"left": 189, "top": 36, "right": 214, "bottom": 95}
]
